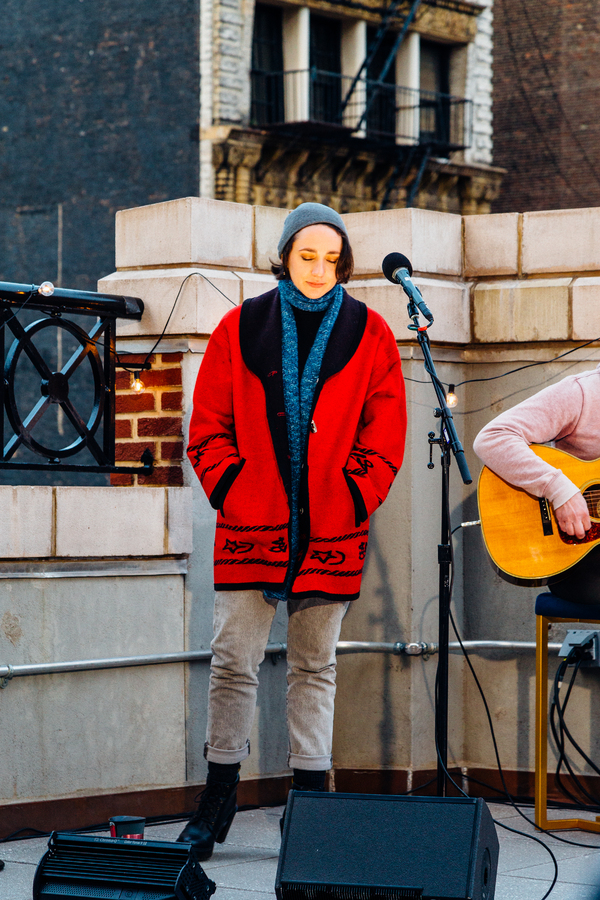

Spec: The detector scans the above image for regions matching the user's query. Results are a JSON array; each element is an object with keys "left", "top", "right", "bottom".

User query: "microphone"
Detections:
[{"left": 382, "top": 253, "right": 433, "bottom": 324}]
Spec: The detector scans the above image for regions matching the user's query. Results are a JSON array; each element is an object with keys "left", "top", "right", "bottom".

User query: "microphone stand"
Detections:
[{"left": 406, "top": 298, "right": 472, "bottom": 796}]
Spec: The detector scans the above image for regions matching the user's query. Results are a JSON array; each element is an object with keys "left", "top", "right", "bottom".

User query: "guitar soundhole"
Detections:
[
  {"left": 584, "top": 483, "right": 600, "bottom": 519},
  {"left": 560, "top": 484, "right": 600, "bottom": 544}
]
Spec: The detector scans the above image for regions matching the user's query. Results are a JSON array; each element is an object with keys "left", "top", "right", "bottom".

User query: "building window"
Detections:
[
  {"left": 309, "top": 15, "right": 342, "bottom": 124},
  {"left": 251, "top": 4, "right": 284, "bottom": 126},
  {"left": 249, "top": 6, "right": 470, "bottom": 152}
]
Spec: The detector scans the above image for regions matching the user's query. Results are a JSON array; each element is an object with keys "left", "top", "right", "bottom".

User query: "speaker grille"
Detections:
[
  {"left": 34, "top": 834, "right": 216, "bottom": 900},
  {"left": 40, "top": 886, "right": 121, "bottom": 898},
  {"left": 276, "top": 792, "right": 499, "bottom": 900},
  {"left": 280, "top": 886, "right": 423, "bottom": 900}
]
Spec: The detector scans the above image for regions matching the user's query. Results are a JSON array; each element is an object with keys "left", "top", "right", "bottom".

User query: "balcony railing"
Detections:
[{"left": 250, "top": 68, "right": 472, "bottom": 153}]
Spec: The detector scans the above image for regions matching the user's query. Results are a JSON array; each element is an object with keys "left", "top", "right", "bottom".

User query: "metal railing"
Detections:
[
  {"left": 250, "top": 68, "right": 472, "bottom": 152},
  {"left": 0, "top": 281, "right": 153, "bottom": 475},
  {"left": 0, "top": 640, "right": 559, "bottom": 689}
]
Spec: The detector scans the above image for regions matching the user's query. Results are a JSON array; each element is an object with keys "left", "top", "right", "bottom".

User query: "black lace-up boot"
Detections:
[{"left": 177, "top": 774, "right": 239, "bottom": 860}]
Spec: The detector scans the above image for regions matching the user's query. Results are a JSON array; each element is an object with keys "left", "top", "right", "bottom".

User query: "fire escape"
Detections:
[{"left": 246, "top": 0, "right": 477, "bottom": 211}]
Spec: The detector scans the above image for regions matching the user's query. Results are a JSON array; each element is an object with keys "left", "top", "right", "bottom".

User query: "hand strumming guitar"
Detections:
[{"left": 555, "top": 492, "right": 591, "bottom": 539}]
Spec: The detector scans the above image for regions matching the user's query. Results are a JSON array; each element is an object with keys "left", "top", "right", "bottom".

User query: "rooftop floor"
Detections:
[{"left": 2, "top": 802, "right": 600, "bottom": 900}]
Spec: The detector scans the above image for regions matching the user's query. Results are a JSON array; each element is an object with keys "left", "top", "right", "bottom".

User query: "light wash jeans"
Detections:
[{"left": 205, "top": 590, "right": 347, "bottom": 770}]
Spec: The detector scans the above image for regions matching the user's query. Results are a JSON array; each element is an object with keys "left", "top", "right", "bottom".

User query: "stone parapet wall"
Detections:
[
  {"left": 0, "top": 486, "right": 192, "bottom": 558},
  {"left": 102, "top": 197, "right": 600, "bottom": 349}
]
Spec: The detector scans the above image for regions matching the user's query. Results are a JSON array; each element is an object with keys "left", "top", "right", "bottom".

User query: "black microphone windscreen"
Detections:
[{"left": 382, "top": 252, "right": 413, "bottom": 282}]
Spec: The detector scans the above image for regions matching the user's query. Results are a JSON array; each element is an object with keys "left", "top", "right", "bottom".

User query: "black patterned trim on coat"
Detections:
[
  {"left": 297, "top": 567, "right": 363, "bottom": 578},
  {"left": 215, "top": 558, "right": 289, "bottom": 567},
  {"left": 216, "top": 522, "right": 289, "bottom": 532},
  {"left": 187, "top": 433, "right": 232, "bottom": 468},
  {"left": 214, "top": 582, "right": 360, "bottom": 601},
  {"left": 353, "top": 445, "right": 398, "bottom": 476},
  {"left": 202, "top": 453, "right": 238, "bottom": 482},
  {"left": 343, "top": 468, "right": 368, "bottom": 527},
  {"left": 309, "top": 530, "right": 369, "bottom": 543}
]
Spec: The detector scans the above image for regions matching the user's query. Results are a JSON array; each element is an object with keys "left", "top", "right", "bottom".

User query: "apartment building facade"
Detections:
[{"left": 203, "top": 0, "right": 503, "bottom": 213}]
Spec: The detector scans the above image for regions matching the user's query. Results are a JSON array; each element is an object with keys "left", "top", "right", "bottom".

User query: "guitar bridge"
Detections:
[{"left": 539, "top": 498, "right": 553, "bottom": 536}]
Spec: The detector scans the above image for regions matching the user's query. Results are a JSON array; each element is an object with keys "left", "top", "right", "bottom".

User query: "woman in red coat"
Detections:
[{"left": 179, "top": 203, "right": 406, "bottom": 858}]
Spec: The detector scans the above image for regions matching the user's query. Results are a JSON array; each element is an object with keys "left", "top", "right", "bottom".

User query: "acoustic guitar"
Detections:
[{"left": 477, "top": 445, "right": 600, "bottom": 586}]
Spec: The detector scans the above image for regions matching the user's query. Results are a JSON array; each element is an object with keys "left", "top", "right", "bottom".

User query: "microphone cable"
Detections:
[
  {"left": 114, "top": 270, "right": 239, "bottom": 375},
  {"left": 433, "top": 660, "right": 559, "bottom": 900}
]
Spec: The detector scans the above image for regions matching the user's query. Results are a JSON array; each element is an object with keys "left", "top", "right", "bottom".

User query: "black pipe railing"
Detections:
[{"left": 251, "top": 68, "right": 472, "bottom": 153}]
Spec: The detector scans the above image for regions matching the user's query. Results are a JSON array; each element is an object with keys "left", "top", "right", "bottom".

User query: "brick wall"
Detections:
[
  {"left": 493, "top": 0, "right": 600, "bottom": 212},
  {"left": 0, "top": 0, "right": 199, "bottom": 291},
  {"left": 111, "top": 352, "right": 184, "bottom": 487}
]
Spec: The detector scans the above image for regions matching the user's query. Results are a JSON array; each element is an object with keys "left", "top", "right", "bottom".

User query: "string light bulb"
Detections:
[
  {"left": 132, "top": 372, "right": 146, "bottom": 394},
  {"left": 38, "top": 281, "right": 55, "bottom": 296},
  {"left": 446, "top": 384, "right": 458, "bottom": 408}
]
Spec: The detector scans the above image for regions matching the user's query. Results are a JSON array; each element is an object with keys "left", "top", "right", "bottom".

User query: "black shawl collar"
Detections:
[{"left": 239, "top": 287, "right": 367, "bottom": 493}]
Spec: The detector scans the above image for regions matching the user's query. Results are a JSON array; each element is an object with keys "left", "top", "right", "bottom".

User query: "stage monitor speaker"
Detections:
[
  {"left": 33, "top": 831, "right": 216, "bottom": 900},
  {"left": 276, "top": 791, "right": 498, "bottom": 900}
]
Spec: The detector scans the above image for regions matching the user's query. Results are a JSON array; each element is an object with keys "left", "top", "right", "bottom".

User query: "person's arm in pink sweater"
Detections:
[{"left": 473, "top": 378, "right": 591, "bottom": 538}]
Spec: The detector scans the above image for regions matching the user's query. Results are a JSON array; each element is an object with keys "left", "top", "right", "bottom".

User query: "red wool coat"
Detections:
[{"left": 187, "top": 288, "right": 407, "bottom": 600}]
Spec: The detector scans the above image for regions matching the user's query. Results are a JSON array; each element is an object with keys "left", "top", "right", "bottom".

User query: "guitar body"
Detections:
[{"left": 477, "top": 445, "right": 600, "bottom": 586}]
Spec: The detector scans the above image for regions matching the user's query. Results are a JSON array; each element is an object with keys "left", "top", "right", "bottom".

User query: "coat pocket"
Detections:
[
  {"left": 343, "top": 467, "right": 368, "bottom": 527},
  {"left": 209, "top": 458, "right": 246, "bottom": 513}
]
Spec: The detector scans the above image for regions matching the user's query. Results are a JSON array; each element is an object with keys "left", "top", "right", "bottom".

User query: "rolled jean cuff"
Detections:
[
  {"left": 288, "top": 752, "right": 332, "bottom": 771},
  {"left": 205, "top": 740, "right": 250, "bottom": 765}
]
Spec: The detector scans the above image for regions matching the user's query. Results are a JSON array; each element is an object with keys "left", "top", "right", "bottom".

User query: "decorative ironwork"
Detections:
[
  {"left": 0, "top": 281, "right": 153, "bottom": 474},
  {"left": 250, "top": 68, "right": 472, "bottom": 154}
]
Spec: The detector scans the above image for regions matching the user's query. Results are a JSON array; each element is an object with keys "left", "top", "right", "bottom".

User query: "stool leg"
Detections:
[{"left": 535, "top": 615, "right": 549, "bottom": 830}]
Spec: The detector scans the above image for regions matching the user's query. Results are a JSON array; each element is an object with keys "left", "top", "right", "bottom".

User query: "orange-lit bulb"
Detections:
[
  {"left": 38, "top": 281, "right": 55, "bottom": 296},
  {"left": 446, "top": 384, "right": 458, "bottom": 408},
  {"left": 132, "top": 373, "right": 145, "bottom": 394}
]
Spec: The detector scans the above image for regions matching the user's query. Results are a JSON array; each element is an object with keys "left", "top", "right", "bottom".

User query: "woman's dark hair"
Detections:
[{"left": 271, "top": 224, "right": 354, "bottom": 284}]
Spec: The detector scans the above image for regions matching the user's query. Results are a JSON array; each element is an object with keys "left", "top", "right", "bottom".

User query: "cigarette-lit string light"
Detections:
[
  {"left": 38, "top": 281, "right": 55, "bottom": 297},
  {"left": 445, "top": 384, "right": 458, "bottom": 408},
  {"left": 405, "top": 333, "right": 600, "bottom": 414},
  {"left": 131, "top": 373, "right": 146, "bottom": 394}
]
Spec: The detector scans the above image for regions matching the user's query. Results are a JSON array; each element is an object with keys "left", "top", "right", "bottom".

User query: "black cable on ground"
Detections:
[
  {"left": 550, "top": 645, "right": 600, "bottom": 809},
  {"left": 441, "top": 491, "right": 600, "bottom": 900},
  {"left": 449, "top": 592, "right": 600, "bottom": 850}
]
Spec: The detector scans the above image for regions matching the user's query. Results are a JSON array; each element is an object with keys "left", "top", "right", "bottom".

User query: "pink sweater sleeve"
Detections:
[{"left": 473, "top": 379, "right": 584, "bottom": 508}]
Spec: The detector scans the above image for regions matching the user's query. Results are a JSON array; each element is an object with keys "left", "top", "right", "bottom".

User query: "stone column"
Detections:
[
  {"left": 341, "top": 20, "right": 367, "bottom": 132},
  {"left": 283, "top": 6, "right": 310, "bottom": 122},
  {"left": 396, "top": 31, "right": 420, "bottom": 145}
]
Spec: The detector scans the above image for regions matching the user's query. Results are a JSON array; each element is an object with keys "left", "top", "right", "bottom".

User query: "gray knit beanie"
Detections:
[{"left": 277, "top": 203, "right": 349, "bottom": 257}]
